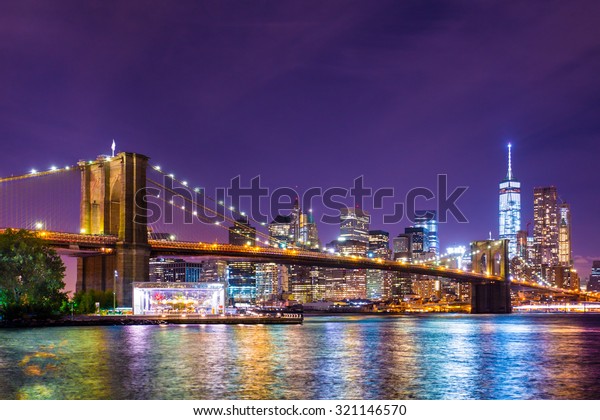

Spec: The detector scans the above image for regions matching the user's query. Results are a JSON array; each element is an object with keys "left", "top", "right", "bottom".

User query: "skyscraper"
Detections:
[
  {"left": 267, "top": 206, "right": 320, "bottom": 302},
  {"left": 587, "top": 261, "right": 600, "bottom": 292},
  {"left": 367, "top": 230, "right": 391, "bottom": 259},
  {"left": 404, "top": 227, "right": 429, "bottom": 257},
  {"left": 340, "top": 207, "right": 370, "bottom": 243},
  {"left": 303, "top": 209, "right": 321, "bottom": 251},
  {"left": 366, "top": 230, "right": 391, "bottom": 299},
  {"left": 558, "top": 202, "right": 572, "bottom": 266},
  {"left": 228, "top": 218, "right": 257, "bottom": 303},
  {"left": 392, "top": 234, "right": 412, "bottom": 261},
  {"left": 499, "top": 143, "right": 521, "bottom": 260},
  {"left": 268, "top": 215, "right": 293, "bottom": 248},
  {"left": 414, "top": 210, "right": 438, "bottom": 256},
  {"left": 533, "top": 186, "right": 559, "bottom": 270},
  {"left": 228, "top": 217, "right": 256, "bottom": 246}
]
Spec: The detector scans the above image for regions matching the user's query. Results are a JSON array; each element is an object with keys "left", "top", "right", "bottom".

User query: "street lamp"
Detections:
[{"left": 113, "top": 270, "right": 119, "bottom": 313}]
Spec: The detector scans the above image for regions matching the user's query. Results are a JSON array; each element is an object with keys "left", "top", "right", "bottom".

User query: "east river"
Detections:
[{"left": 1, "top": 314, "right": 599, "bottom": 399}]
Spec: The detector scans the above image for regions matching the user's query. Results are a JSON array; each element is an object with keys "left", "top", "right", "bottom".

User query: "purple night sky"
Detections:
[{"left": 1, "top": 1, "right": 600, "bottom": 286}]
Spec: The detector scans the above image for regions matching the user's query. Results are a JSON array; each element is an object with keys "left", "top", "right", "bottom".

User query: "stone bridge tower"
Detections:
[
  {"left": 76, "top": 152, "right": 150, "bottom": 307},
  {"left": 470, "top": 239, "right": 512, "bottom": 313}
]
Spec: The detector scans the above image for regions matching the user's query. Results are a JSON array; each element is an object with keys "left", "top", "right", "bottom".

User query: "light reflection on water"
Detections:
[{"left": 1, "top": 314, "right": 600, "bottom": 400}]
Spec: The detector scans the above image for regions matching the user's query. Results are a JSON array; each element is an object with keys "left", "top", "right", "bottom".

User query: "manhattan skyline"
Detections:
[{"left": 1, "top": 1, "right": 600, "bottom": 280}]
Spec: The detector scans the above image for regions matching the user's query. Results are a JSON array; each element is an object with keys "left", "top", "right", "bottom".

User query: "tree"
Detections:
[
  {"left": 0, "top": 229, "right": 67, "bottom": 320},
  {"left": 72, "top": 289, "right": 114, "bottom": 314}
]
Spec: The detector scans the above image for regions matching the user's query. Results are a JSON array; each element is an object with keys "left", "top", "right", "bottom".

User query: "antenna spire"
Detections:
[
  {"left": 507, "top": 143, "right": 513, "bottom": 180},
  {"left": 111, "top": 139, "right": 116, "bottom": 157}
]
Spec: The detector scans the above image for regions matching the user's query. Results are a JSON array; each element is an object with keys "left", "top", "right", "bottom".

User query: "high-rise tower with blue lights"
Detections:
[{"left": 499, "top": 143, "right": 521, "bottom": 260}]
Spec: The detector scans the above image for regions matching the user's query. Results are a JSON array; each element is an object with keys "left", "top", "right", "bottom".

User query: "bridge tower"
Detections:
[
  {"left": 76, "top": 152, "right": 150, "bottom": 307},
  {"left": 470, "top": 239, "right": 512, "bottom": 313}
]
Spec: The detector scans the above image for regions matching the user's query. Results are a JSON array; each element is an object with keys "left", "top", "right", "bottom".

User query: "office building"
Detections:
[
  {"left": 228, "top": 218, "right": 257, "bottom": 303},
  {"left": 533, "top": 186, "right": 559, "bottom": 270},
  {"left": 228, "top": 217, "right": 256, "bottom": 246},
  {"left": 367, "top": 230, "right": 391, "bottom": 299},
  {"left": 149, "top": 258, "right": 203, "bottom": 283},
  {"left": 340, "top": 207, "right": 370, "bottom": 243},
  {"left": 499, "top": 143, "right": 521, "bottom": 260},
  {"left": 414, "top": 210, "right": 439, "bottom": 256},
  {"left": 558, "top": 202, "right": 572, "bottom": 266},
  {"left": 588, "top": 261, "right": 600, "bottom": 292},
  {"left": 393, "top": 234, "right": 412, "bottom": 261}
]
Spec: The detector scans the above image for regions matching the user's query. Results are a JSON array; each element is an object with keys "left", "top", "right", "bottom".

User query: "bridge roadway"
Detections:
[
  {"left": 1, "top": 228, "right": 500, "bottom": 283},
  {"left": 3, "top": 228, "right": 600, "bottom": 300}
]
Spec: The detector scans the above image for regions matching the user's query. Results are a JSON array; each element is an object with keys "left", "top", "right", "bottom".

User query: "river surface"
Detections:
[{"left": 1, "top": 314, "right": 599, "bottom": 399}]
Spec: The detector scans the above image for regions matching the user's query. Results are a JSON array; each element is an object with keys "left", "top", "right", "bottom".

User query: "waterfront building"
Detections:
[
  {"left": 499, "top": 143, "right": 521, "bottom": 260},
  {"left": 133, "top": 282, "right": 225, "bottom": 315},
  {"left": 227, "top": 261, "right": 256, "bottom": 304},
  {"left": 255, "top": 263, "right": 278, "bottom": 302},
  {"left": 288, "top": 265, "right": 324, "bottom": 303},
  {"left": 412, "top": 278, "right": 441, "bottom": 301}
]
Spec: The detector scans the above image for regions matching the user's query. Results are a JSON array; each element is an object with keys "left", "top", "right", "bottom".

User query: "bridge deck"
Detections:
[{"left": 3, "top": 228, "right": 599, "bottom": 300}]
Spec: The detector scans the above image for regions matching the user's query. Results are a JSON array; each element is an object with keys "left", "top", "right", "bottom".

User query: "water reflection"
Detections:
[{"left": 1, "top": 314, "right": 599, "bottom": 399}]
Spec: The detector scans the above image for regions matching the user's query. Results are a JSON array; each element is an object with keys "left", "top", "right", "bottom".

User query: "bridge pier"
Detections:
[
  {"left": 115, "top": 243, "right": 150, "bottom": 307},
  {"left": 76, "top": 254, "right": 116, "bottom": 293},
  {"left": 76, "top": 152, "right": 150, "bottom": 307},
  {"left": 470, "top": 240, "right": 512, "bottom": 314},
  {"left": 471, "top": 281, "right": 512, "bottom": 314}
]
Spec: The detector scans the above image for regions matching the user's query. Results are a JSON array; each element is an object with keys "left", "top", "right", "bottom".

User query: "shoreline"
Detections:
[{"left": 0, "top": 314, "right": 303, "bottom": 328}]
